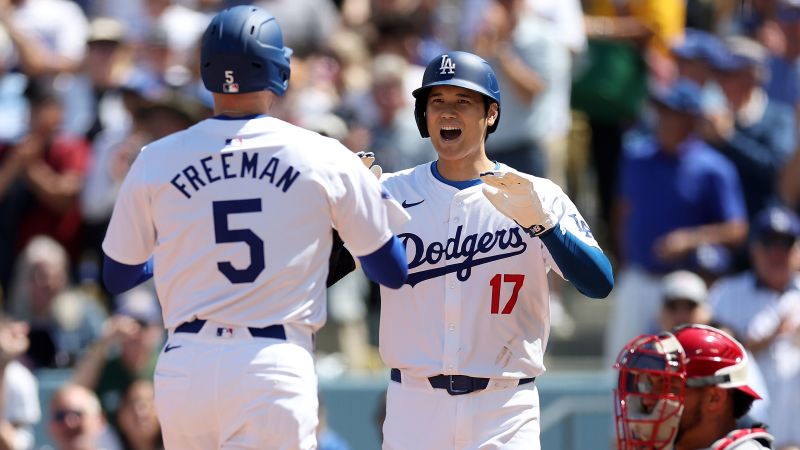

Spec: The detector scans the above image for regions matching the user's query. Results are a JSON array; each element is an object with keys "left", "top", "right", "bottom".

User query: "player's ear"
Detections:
[
  {"left": 486, "top": 102, "right": 499, "bottom": 127},
  {"left": 704, "top": 386, "right": 727, "bottom": 413}
]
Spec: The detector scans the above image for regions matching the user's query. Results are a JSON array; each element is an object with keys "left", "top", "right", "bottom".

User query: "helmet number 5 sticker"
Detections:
[{"left": 489, "top": 274, "right": 525, "bottom": 314}]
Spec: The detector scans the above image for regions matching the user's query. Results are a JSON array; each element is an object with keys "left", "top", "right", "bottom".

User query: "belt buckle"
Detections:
[{"left": 446, "top": 375, "right": 473, "bottom": 396}]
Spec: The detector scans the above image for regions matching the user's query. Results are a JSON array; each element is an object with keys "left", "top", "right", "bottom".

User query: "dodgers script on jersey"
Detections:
[
  {"left": 103, "top": 115, "right": 403, "bottom": 330},
  {"left": 379, "top": 162, "right": 600, "bottom": 379}
]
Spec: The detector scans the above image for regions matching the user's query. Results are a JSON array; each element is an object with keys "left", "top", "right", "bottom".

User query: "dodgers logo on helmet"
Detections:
[
  {"left": 412, "top": 51, "right": 501, "bottom": 138},
  {"left": 439, "top": 54, "right": 456, "bottom": 74},
  {"left": 200, "top": 5, "right": 293, "bottom": 96}
]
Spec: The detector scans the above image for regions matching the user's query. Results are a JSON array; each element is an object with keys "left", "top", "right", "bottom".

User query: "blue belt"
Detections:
[
  {"left": 175, "top": 319, "right": 286, "bottom": 340},
  {"left": 390, "top": 368, "right": 535, "bottom": 396}
]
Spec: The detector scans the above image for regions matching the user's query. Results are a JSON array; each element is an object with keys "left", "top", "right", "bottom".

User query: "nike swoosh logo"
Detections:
[
  {"left": 164, "top": 344, "right": 182, "bottom": 353},
  {"left": 402, "top": 199, "right": 424, "bottom": 208}
]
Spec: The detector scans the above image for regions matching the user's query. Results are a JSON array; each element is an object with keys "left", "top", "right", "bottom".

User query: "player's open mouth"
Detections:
[{"left": 440, "top": 126, "right": 462, "bottom": 141}]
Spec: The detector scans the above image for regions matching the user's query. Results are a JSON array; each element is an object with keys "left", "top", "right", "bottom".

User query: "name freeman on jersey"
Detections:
[
  {"left": 400, "top": 225, "right": 528, "bottom": 287},
  {"left": 170, "top": 151, "right": 301, "bottom": 199}
]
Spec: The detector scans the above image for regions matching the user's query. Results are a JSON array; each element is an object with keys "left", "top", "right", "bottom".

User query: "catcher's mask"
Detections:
[{"left": 614, "top": 332, "right": 686, "bottom": 450}]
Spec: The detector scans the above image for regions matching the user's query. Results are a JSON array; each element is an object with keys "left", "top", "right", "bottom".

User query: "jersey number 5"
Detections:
[
  {"left": 489, "top": 274, "right": 525, "bottom": 314},
  {"left": 213, "top": 199, "right": 265, "bottom": 284}
]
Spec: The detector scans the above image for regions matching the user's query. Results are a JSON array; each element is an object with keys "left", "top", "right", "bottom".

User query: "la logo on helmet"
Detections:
[{"left": 439, "top": 55, "right": 456, "bottom": 74}]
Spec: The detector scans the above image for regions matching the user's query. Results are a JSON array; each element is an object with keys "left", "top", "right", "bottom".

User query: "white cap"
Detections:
[{"left": 661, "top": 270, "right": 708, "bottom": 305}]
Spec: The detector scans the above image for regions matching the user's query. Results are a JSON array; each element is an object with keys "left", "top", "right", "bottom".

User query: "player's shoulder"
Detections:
[
  {"left": 136, "top": 125, "right": 193, "bottom": 159},
  {"left": 277, "top": 121, "right": 359, "bottom": 162},
  {"left": 709, "top": 428, "right": 774, "bottom": 450},
  {"left": 380, "top": 162, "right": 429, "bottom": 187}
]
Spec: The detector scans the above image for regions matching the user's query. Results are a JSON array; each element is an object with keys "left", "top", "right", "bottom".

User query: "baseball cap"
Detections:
[
  {"left": 661, "top": 270, "right": 708, "bottom": 305},
  {"left": 710, "top": 37, "right": 766, "bottom": 73},
  {"left": 672, "top": 29, "right": 723, "bottom": 62},
  {"left": 750, "top": 205, "right": 800, "bottom": 242},
  {"left": 87, "top": 17, "right": 126, "bottom": 44},
  {"left": 650, "top": 78, "right": 703, "bottom": 116}
]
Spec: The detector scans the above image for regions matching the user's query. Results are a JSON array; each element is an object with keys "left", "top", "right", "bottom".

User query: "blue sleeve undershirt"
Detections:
[
  {"left": 103, "top": 255, "right": 154, "bottom": 295},
  {"left": 539, "top": 226, "right": 614, "bottom": 299},
  {"left": 103, "top": 235, "right": 409, "bottom": 294},
  {"left": 358, "top": 236, "right": 408, "bottom": 289}
]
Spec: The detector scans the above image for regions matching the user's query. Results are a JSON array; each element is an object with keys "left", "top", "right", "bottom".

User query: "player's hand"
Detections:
[
  {"left": 356, "top": 151, "right": 382, "bottom": 179},
  {"left": 480, "top": 171, "right": 555, "bottom": 234}
]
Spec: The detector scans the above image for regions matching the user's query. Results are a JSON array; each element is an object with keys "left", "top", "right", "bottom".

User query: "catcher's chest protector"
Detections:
[{"left": 710, "top": 428, "right": 774, "bottom": 450}]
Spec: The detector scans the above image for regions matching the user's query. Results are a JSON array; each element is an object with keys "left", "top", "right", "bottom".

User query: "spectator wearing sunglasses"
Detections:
[
  {"left": 709, "top": 205, "right": 800, "bottom": 447},
  {"left": 47, "top": 384, "right": 120, "bottom": 450}
]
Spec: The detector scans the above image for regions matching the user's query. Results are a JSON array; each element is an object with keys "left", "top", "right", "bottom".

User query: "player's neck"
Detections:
[
  {"left": 435, "top": 154, "right": 495, "bottom": 182},
  {"left": 212, "top": 91, "right": 276, "bottom": 117}
]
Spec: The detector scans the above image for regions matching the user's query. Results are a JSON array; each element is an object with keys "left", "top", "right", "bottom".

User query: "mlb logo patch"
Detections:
[
  {"left": 223, "top": 83, "right": 239, "bottom": 93},
  {"left": 216, "top": 327, "right": 234, "bottom": 338},
  {"left": 225, "top": 137, "right": 244, "bottom": 146}
]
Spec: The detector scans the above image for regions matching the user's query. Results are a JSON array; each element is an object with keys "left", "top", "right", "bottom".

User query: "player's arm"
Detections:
[
  {"left": 329, "top": 149, "right": 408, "bottom": 289},
  {"left": 357, "top": 235, "right": 407, "bottom": 289},
  {"left": 481, "top": 171, "right": 614, "bottom": 298},
  {"left": 537, "top": 228, "right": 613, "bottom": 298},
  {"left": 102, "top": 255, "right": 154, "bottom": 295},
  {"left": 327, "top": 151, "right": 389, "bottom": 287},
  {"left": 102, "top": 145, "right": 157, "bottom": 294}
]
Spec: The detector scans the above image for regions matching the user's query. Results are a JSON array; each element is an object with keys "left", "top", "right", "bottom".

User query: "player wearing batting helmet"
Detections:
[
  {"left": 340, "top": 50, "right": 614, "bottom": 449},
  {"left": 101, "top": 5, "right": 409, "bottom": 449},
  {"left": 615, "top": 324, "right": 772, "bottom": 450}
]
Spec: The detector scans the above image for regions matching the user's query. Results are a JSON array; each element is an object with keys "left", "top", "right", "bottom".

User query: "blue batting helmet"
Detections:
[
  {"left": 412, "top": 51, "right": 501, "bottom": 138},
  {"left": 200, "top": 5, "right": 292, "bottom": 96}
]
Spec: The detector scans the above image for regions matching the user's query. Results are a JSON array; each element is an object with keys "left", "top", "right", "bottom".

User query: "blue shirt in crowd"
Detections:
[
  {"left": 715, "top": 99, "right": 796, "bottom": 218},
  {"left": 618, "top": 134, "right": 747, "bottom": 273}
]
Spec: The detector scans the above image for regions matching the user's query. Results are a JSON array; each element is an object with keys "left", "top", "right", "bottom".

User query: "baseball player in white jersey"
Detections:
[
  {"left": 366, "top": 52, "right": 614, "bottom": 449},
  {"left": 101, "top": 6, "right": 409, "bottom": 450},
  {"left": 614, "top": 324, "right": 773, "bottom": 450}
]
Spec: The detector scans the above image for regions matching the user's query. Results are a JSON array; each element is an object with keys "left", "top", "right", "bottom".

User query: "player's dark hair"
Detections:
[{"left": 731, "top": 389, "right": 755, "bottom": 419}]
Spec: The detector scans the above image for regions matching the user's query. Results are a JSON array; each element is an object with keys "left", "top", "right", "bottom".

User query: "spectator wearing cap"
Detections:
[
  {"left": 604, "top": 78, "right": 748, "bottom": 367},
  {"left": 702, "top": 36, "right": 797, "bottom": 220},
  {"left": 62, "top": 17, "right": 133, "bottom": 142},
  {"left": 72, "top": 285, "right": 164, "bottom": 429},
  {"left": 671, "top": 28, "right": 728, "bottom": 115},
  {"left": 658, "top": 270, "right": 712, "bottom": 331},
  {"left": 709, "top": 205, "right": 800, "bottom": 447}
]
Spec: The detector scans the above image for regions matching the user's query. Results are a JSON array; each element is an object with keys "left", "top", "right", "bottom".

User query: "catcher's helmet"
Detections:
[
  {"left": 200, "top": 5, "right": 292, "bottom": 96},
  {"left": 412, "top": 51, "right": 501, "bottom": 138},
  {"left": 672, "top": 324, "right": 761, "bottom": 399}
]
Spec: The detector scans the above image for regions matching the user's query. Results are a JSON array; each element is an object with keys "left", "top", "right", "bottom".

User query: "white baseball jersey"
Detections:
[
  {"left": 103, "top": 115, "right": 401, "bottom": 330},
  {"left": 378, "top": 162, "right": 600, "bottom": 379}
]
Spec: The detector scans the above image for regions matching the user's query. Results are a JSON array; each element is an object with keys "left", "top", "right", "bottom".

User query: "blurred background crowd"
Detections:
[{"left": 2, "top": 0, "right": 800, "bottom": 448}]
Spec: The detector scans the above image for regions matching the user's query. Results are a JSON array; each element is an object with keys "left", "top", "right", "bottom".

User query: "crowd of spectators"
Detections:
[{"left": 1, "top": 0, "right": 800, "bottom": 448}]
